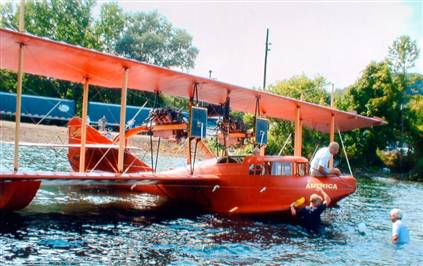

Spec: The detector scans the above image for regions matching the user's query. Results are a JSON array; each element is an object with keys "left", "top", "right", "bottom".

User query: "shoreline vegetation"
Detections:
[{"left": 0, "top": 1, "right": 421, "bottom": 179}]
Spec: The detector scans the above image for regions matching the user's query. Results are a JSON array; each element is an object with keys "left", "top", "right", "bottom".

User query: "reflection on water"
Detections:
[{"left": 0, "top": 144, "right": 422, "bottom": 265}]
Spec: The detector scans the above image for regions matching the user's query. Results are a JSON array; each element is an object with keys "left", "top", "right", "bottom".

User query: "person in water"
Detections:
[
  {"left": 310, "top": 142, "right": 341, "bottom": 177},
  {"left": 390, "top": 208, "right": 409, "bottom": 244},
  {"left": 290, "top": 188, "right": 331, "bottom": 233}
]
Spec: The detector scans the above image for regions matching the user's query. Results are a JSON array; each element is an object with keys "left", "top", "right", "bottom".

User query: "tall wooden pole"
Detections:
[
  {"left": 299, "top": 93, "right": 304, "bottom": 143},
  {"left": 329, "top": 83, "right": 335, "bottom": 168},
  {"left": 294, "top": 104, "right": 302, "bottom": 157},
  {"left": 117, "top": 68, "right": 128, "bottom": 172},
  {"left": 263, "top": 28, "right": 270, "bottom": 90},
  {"left": 79, "top": 78, "right": 89, "bottom": 172},
  {"left": 13, "top": 0, "right": 25, "bottom": 171},
  {"left": 187, "top": 97, "right": 193, "bottom": 166}
]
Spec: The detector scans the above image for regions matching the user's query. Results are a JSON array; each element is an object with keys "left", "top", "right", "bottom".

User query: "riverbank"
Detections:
[
  {"left": 354, "top": 167, "right": 422, "bottom": 182},
  {"left": 0, "top": 120, "right": 197, "bottom": 157}
]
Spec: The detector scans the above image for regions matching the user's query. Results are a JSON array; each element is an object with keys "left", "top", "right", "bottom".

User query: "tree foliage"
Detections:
[
  {"left": 337, "top": 61, "right": 422, "bottom": 176},
  {"left": 267, "top": 75, "right": 330, "bottom": 158},
  {"left": 336, "top": 62, "right": 402, "bottom": 165},
  {"left": 1, "top": 0, "right": 99, "bottom": 48},
  {"left": 115, "top": 11, "right": 198, "bottom": 69},
  {"left": 94, "top": 2, "right": 125, "bottom": 53},
  {"left": 387, "top": 35, "right": 420, "bottom": 74},
  {"left": 1, "top": 0, "right": 102, "bottom": 111},
  {"left": 0, "top": 0, "right": 198, "bottom": 108}
]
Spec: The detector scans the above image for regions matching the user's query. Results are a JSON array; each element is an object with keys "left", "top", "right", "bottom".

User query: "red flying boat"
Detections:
[{"left": 0, "top": 27, "right": 384, "bottom": 214}]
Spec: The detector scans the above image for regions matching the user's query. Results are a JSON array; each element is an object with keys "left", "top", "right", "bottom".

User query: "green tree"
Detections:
[
  {"left": 267, "top": 75, "right": 330, "bottom": 158},
  {"left": 1, "top": 0, "right": 100, "bottom": 49},
  {"left": 0, "top": 0, "right": 100, "bottom": 104},
  {"left": 115, "top": 11, "right": 198, "bottom": 69},
  {"left": 114, "top": 11, "right": 199, "bottom": 108},
  {"left": 0, "top": 1, "right": 199, "bottom": 110},
  {"left": 386, "top": 36, "right": 421, "bottom": 175},
  {"left": 387, "top": 36, "right": 420, "bottom": 75},
  {"left": 94, "top": 2, "right": 125, "bottom": 53},
  {"left": 336, "top": 61, "right": 417, "bottom": 169},
  {"left": 405, "top": 74, "right": 423, "bottom": 177}
]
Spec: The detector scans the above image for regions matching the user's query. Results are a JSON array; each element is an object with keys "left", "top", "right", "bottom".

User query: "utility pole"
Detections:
[{"left": 263, "top": 28, "right": 271, "bottom": 90}]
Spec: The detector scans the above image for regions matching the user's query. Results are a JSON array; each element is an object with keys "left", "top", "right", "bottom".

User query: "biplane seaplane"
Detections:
[{"left": 0, "top": 27, "right": 385, "bottom": 214}]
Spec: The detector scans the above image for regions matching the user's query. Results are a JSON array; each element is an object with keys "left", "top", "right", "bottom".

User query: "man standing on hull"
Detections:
[{"left": 310, "top": 142, "right": 341, "bottom": 177}]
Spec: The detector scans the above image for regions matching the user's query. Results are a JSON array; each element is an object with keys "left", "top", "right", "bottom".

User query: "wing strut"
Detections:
[
  {"left": 13, "top": 0, "right": 25, "bottom": 171},
  {"left": 117, "top": 68, "right": 129, "bottom": 172},
  {"left": 79, "top": 77, "right": 89, "bottom": 172},
  {"left": 187, "top": 83, "right": 205, "bottom": 174}
]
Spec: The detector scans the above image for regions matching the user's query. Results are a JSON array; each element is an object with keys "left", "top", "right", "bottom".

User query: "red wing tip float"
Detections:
[{"left": 0, "top": 28, "right": 384, "bottom": 214}]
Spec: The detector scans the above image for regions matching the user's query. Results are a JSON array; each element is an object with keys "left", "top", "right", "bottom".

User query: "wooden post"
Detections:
[
  {"left": 117, "top": 68, "right": 128, "bottom": 172},
  {"left": 186, "top": 93, "right": 193, "bottom": 165},
  {"left": 79, "top": 78, "right": 89, "bottom": 172},
  {"left": 329, "top": 84, "right": 335, "bottom": 168},
  {"left": 299, "top": 94, "right": 303, "bottom": 151},
  {"left": 13, "top": 0, "right": 25, "bottom": 171},
  {"left": 294, "top": 104, "right": 302, "bottom": 157}
]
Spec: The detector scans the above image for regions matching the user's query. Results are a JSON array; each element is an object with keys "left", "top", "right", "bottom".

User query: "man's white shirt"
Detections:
[{"left": 310, "top": 147, "right": 332, "bottom": 174}]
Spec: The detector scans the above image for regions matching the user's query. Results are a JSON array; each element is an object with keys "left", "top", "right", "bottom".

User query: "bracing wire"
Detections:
[
  {"left": 337, "top": 128, "right": 353, "bottom": 176},
  {"left": 277, "top": 133, "right": 292, "bottom": 156}
]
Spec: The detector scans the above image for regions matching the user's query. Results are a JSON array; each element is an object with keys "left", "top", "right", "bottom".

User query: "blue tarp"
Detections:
[
  {"left": 0, "top": 91, "right": 75, "bottom": 120},
  {"left": 0, "top": 92, "right": 219, "bottom": 129}
]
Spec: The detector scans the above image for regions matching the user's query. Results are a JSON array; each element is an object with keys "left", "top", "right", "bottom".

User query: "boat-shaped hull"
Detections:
[
  {"left": 131, "top": 173, "right": 356, "bottom": 214},
  {"left": 0, "top": 168, "right": 355, "bottom": 214},
  {"left": 125, "top": 156, "right": 357, "bottom": 214}
]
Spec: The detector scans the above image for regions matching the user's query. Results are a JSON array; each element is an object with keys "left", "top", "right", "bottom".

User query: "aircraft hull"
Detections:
[
  {"left": 131, "top": 173, "right": 356, "bottom": 214},
  {"left": 0, "top": 180, "right": 41, "bottom": 210},
  {"left": 0, "top": 169, "right": 355, "bottom": 214}
]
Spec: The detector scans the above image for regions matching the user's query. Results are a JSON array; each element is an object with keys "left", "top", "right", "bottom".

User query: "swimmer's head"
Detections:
[
  {"left": 390, "top": 208, "right": 403, "bottom": 222},
  {"left": 310, "top": 194, "right": 323, "bottom": 207}
]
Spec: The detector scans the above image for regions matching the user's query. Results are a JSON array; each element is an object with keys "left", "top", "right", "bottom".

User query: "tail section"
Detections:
[{"left": 67, "top": 117, "right": 152, "bottom": 173}]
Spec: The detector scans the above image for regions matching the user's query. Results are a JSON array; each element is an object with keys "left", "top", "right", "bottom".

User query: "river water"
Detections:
[{"left": 0, "top": 143, "right": 422, "bottom": 265}]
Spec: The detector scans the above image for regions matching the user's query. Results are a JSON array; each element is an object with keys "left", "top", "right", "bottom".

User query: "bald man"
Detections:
[{"left": 310, "top": 142, "right": 341, "bottom": 177}]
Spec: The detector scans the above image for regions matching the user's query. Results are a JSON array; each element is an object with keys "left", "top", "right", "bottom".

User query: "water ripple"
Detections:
[{"left": 0, "top": 144, "right": 422, "bottom": 265}]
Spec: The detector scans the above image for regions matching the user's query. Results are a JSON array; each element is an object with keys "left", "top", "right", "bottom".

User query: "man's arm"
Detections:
[
  {"left": 392, "top": 223, "right": 399, "bottom": 243},
  {"left": 318, "top": 166, "right": 341, "bottom": 176},
  {"left": 317, "top": 151, "right": 341, "bottom": 176},
  {"left": 392, "top": 234, "right": 399, "bottom": 243},
  {"left": 317, "top": 165, "right": 329, "bottom": 175},
  {"left": 290, "top": 202, "right": 296, "bottom": 216},
  {"left": 330, "top": 168, "right": 341, "bottom": 176},
  {"left": 318, "top": 188, "right": 331, "bottom": 206}
]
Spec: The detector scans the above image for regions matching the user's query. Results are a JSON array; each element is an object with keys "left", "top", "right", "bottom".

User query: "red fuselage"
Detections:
[
  {"left": 131, "top": 156, "right": 356, "bottom": 214},
  {"left": 64, "top": 117, "right": 356, "bottom": 215}
]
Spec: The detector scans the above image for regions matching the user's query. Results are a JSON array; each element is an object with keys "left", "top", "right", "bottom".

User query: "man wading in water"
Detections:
[{"left": 290, "top": 188, "right": 331, "bottom": 234}]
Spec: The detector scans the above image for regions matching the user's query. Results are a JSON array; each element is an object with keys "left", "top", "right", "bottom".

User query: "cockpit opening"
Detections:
[{"left": 216, "top": 156, "right": 245, "bottom": 164}]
